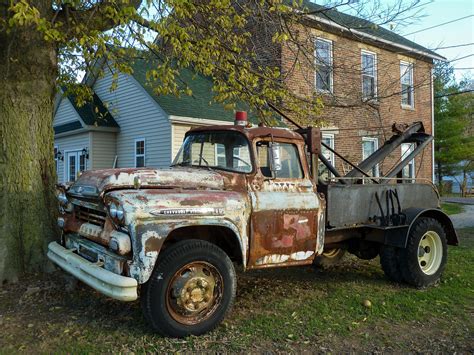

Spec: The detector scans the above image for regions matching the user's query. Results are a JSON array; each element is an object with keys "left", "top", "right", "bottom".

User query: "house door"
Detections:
[{"left": 65, "top": 151, "right": 87, "bottom": 182}]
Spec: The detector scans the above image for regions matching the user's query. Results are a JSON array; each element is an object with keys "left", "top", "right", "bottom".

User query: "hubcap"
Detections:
[
  {"left": 418, "top": 231, "right": 443, "bottom": 275},
  {"left": 166, "top": 262, "right": 223, "bottom": 325}
]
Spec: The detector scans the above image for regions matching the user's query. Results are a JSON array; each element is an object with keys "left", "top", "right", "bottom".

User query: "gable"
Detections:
[{"left": 54, "top": 96, "right": 83, "bottom": 127}]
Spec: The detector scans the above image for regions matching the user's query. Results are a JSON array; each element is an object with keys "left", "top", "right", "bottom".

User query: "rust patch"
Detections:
[
  {"left": 136, "top": 195, "right": 149, "bottom": 203},
  {"left": 180, "top": 199, "right": 204, "bottom": 206},
  {"left": 248, "top": 210, "right": 318, "bottom": 268},
  {"left": 144, "top": 235, "right": 162, "bottom": 252}
]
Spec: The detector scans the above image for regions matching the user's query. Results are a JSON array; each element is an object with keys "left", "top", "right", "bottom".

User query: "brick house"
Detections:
[
  {"left": 252, "top": 2, "right": 444, "bottom": 182},
  {"left": 54, "top": 3, "right": 443, "bottom": 183}
]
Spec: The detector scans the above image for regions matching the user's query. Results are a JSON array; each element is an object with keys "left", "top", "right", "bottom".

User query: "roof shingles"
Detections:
[{"left": 302, "top": 1, "right": 443, "bottom": 60}]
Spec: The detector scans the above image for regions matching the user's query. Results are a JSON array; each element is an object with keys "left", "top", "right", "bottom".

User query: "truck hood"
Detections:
[{"left": 67, "top": 167, "right": 227, "bottom": 196}]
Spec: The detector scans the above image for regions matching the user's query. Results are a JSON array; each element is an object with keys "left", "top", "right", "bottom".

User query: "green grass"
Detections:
[
  {"left": 441, "top": 202, "right": 465, "bottom": 215},
  {"left": 1, "top": 228, "right": 473, "bottom": 352}
]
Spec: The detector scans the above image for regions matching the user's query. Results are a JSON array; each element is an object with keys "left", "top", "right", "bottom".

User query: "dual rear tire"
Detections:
[{"left": 380, "top": 217, "right": 448, "bottom": 287}]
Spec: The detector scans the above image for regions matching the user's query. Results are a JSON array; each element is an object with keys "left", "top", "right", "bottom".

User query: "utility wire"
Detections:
[
  {"left": 453, "top": 67, "right": 474, "bottom": 70},
  {"left": 435, "top": 89, "right": 474, "bottom": 98},
  {"left": 404, "top": 15, "right": 474, "bottom": 36},
  {"left": 448, "top": 54, "right": 474, "bottom": 63},
  {"left": 432, "top": 42, "right": 474, "bottom": 50}
]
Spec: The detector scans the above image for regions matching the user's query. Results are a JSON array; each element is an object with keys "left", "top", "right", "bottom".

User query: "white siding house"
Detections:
[{"left": 53, "top": 57, "right": 237, "bottom": 183}]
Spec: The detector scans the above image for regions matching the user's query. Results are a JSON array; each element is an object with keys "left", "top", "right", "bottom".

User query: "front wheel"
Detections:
[
  {"left": 141, "top": 240, "right": 236, "bottom": 337},
  {"left": 398, "top": 217, "right": 448, "bottom": 287}
]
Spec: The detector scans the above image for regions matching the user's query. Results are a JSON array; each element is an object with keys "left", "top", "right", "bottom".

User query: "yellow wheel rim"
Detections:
[{"left": 418, "top": 231, "right": 443, "bottom": 275}]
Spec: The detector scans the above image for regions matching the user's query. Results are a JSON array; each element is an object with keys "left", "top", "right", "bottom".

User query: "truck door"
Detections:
[{"left": 247, "top": 139, "right": 324, "bottom": 268}]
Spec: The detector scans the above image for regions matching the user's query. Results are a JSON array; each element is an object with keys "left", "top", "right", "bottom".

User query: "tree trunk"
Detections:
[{"left": 0, "top": 19, "right": 58, "bottom": 283}]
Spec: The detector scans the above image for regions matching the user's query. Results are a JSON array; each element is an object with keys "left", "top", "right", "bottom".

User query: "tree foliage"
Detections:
[
  {"left": 2, "top": 0, "right": 429, "bottom": 124},
  {"left": 434, "top": 61, "right": 474, "bottom": 194}
]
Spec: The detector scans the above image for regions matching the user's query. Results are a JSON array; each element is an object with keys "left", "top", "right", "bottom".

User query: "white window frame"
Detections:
[
  {"left": 401, "top": 143, "right": 416, "bottom": 181},
  {"left": 362, "top": 137, "right": 379, "bottom": 177},
  {"left": 54, "top": 145, "right": 59, "bottom": 175},
  {"left": 314, "top": 37, "right": 334, "bottom": 93},
  {"left": 320, "top": 133, "right": 335, "bottom": 180},
  {"left": 361, "top": 50, "right": 377, "bottom": 100},
  {"left": 134, "top": 138, "right": 146, "bottom": 168},
  {"left": 215, "top": 143, "right": 226, "bottom": 166},
  {"left": 400, "top": 61, "right": 414, "bottom": 109}
]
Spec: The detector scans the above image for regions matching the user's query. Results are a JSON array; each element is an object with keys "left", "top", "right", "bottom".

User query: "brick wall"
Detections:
[{"left": 277, "top": 25, "right": 434, "bottom": 181}]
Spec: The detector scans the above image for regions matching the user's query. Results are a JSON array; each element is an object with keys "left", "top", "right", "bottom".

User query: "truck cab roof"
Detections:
[{"left": 188, "top": 125, "right": 305, "bottom": 142}]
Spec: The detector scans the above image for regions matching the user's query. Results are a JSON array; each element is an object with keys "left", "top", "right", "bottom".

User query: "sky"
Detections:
[
  {"left": 321, "top": 0, "right": 474, "bottom": 82},
  {"left": 399, "top": 0, "right": 474, "bottom": 82}
]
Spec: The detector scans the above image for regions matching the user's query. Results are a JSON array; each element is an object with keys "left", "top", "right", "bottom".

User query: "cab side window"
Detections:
[{"left": 256, "top": 141, "right": 303, "bottom": 179}]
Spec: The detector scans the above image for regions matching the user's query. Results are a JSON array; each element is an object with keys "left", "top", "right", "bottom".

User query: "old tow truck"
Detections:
[{"left": 48, "top": 111, "right": 457, "bottom": 337}]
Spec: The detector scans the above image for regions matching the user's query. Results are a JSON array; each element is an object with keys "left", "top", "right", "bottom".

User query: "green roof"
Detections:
[
  {"left": 301, "top": 1, "right": 443, "bottom": 60},
  {"left": 54, "top": 120, "right": 83, "bottom": 135},
  {"left": 130, "top": 57, "right": 256, "bottom": 123},
  {"left": 67, "top": 92, "right": 119, "bottom": 128}
]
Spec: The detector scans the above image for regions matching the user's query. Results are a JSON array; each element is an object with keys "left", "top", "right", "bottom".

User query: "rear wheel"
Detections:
[
  {"left": 398, "top": 217, "right": 447, "bottom": 287},
  {"left": 313, "top": 248, "right": 346, "bottom": 268},
  {"left": 141, "top": 240, "right": 236, "bottom": 337}
]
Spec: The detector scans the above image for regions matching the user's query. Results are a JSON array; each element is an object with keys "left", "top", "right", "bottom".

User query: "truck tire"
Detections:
[
  {"left": 313, "top": 248, "right": 346, "bottom": 268},
  {"left": 398, "top": 217, "right": 448, "bottom": 288},
  {"left": 380, "top": 246, "right": 403, "bottom": 282},
  {"left": 141, "top": 239, "right": 237, "bottom": 337}
]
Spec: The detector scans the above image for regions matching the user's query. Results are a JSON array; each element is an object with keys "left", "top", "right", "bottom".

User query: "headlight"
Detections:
[
  {"left": 116, "top": 205, "right": 124, "bottom": 221},
  {"left": 109, "top": 203, "right": 118, "bottom": 218},
  {"left": 58, "top": 193, "right": 68, "bottom": 206},
  {"left": 58, "top": 193, "right": 73, "bottom": 212},
  {"left": 108, "top": 202, "right": 125, "bottom": 224}
]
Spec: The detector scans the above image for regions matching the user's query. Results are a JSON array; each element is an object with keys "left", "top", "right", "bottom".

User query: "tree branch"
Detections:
[{"left": 56, "top": 0, "right": 142, "bottom": 37}]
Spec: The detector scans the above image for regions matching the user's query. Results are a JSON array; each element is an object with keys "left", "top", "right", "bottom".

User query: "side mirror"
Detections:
[{"left": 269, "top": 142, "right": 282, "bottom": 172}]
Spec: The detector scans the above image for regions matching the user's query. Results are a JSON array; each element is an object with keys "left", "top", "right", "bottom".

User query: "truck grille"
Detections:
[{"left": 75, "top": 205, "right": 107, "bottom": 227}]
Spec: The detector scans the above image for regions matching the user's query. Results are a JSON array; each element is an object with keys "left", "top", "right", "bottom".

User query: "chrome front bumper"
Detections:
[{"left": 47, "top": 242, "right": 138, "bottom": 301}]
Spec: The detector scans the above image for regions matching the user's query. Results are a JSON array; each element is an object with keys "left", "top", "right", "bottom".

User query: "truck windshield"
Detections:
[{"left": 172, "top": 131, "right": 253, "bottom": 173}]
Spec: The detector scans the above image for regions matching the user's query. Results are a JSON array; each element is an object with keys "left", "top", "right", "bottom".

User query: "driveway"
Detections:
[
  {"left": 449, "top": 204, "right": 474, "bottom": 228},
  {"left": 442, "top": 197, "right": 474, "bottom": 205}
]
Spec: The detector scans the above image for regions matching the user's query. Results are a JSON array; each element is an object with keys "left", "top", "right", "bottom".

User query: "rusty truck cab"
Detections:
[{"left": 183, "top": 124, "right": 326, "bottom": 268}]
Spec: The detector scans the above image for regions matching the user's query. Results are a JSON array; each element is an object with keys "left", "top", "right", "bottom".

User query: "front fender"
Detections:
[{"left": 128, "top": 217, "right": 247, "bottom": 284}]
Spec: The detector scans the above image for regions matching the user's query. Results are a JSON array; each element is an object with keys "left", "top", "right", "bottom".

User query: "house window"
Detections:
[
  {"left": 362, "top": 137, "right": 379, "bottom": 177},
  {"left": 319, "top": 133, "right": 335, "bottom": 182},
  {"left": 79, "top": 153, "right": 86, "bottom": 172},
  {"left": 401, "top": 143, "right": 415, "bottom": 182},
  {"left": 361, "top": 51, "right": 377, "bottom": 100},
  {"left": 135, "top": 139, "right": 145, "bottom": 168},
  {"left": 215, "top": 144, "right": 226, "bottom": 166},
  {"left": 315, "top": 38, "right": 333, "bottom": 93},
  {"left": 400, "top": 62, "right": 414, "bottom": 108}
]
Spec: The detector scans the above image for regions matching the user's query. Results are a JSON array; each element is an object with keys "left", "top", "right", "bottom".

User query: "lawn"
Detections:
[
  {"left": 1, "top": 228, "right": 473, "bottom": 353},
  {"left": 441, "top": 202, "right": 465, "bottom": 215}
]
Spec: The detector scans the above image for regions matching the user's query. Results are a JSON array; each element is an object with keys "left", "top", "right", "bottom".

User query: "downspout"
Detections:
[{"left": 431, "top": 68, "right": 435, "bottom": 183}]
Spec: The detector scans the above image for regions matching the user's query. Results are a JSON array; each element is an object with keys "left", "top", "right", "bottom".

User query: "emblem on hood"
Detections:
[{"left": 150, "top": 207, "right": 225, "bottom": 216}]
